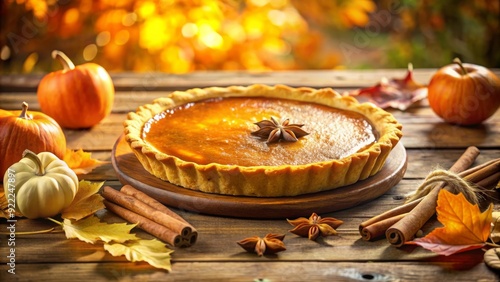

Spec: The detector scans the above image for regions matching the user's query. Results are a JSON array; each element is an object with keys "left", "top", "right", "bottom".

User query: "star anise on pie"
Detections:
[
  {"left": 251, "top": 116, "right": 309, "bottom": 143},
  {"left": 237, "top": 233, "right": 286, "bottom": 256},
  {"left": 287, "top": 213, "right": 343, "bottom": 241}
]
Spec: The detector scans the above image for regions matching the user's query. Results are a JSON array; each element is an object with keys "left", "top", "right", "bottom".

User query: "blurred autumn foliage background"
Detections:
[{"left": 0, "top": 0, "right": 499, "bottom": 74}]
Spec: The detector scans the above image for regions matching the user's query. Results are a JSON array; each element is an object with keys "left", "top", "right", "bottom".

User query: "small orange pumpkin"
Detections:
[
  {"left": 428, "top": 58, "right": 500, "bottom": 125},
  {"left": 0, "top": 102, "right": 66, "bottom": 179},
  {"left": 37, "top": 50, "right": 115, "bottom": 129}
]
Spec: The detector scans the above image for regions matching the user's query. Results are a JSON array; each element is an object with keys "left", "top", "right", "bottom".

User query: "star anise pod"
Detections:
[
  {"left": 287, "top": 213, "right": 343, "bottom": 241},
  {"left": 237, "top": 233, "right": 286, "bottom": 256},
  {"left": 251, "top": 116, "right": 309, "bottom": 143}
]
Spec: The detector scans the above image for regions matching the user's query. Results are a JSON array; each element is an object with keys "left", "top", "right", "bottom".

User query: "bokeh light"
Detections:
[{"left": 1, "top": 0, "right": 498, "bottom": 73}]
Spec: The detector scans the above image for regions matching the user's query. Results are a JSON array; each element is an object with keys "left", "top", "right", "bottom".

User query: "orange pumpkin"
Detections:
[
  {"left": 428, "top": 58, "right": 500, "bottom": 125},
  {"left": 0, "top": 102, "right": 66, "bottom": 179},
  {"left": 37, "top": 50, "right": 115, "bottom": 129}
]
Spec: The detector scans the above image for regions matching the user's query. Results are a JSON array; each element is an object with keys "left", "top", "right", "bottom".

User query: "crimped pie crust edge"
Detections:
[{"left": 124, "top": 84, "right": 403, "bottom": 197}]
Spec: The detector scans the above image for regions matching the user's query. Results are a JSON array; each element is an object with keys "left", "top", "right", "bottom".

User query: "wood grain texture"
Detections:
[
  {"left": 0, "top": 69, "right": 439, "bottom": 91},
  {"left": 112, "top": 135, "right": 407, "bottom": 218},
  {"left": 6, "top": 259, "right": 496, "bottom": 282},
  {"left": 1, "top": 70, "right": 499, "bottom": 281}
]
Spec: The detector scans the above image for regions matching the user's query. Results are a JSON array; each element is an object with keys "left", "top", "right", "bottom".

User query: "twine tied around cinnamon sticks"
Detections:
[
  {"left": 359, "top": 146, "right": 500, "bottom": 247},
  {"left": 101, "top": 185, "right": 198, "bottom": 248}
]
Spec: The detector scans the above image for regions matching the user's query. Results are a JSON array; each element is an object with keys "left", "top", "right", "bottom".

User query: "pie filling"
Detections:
[
  {"left": 124, "top": 84, "right": 402, "bottom": 197},
  {"left": 142, "top": 97, "right": 379, "bottom": 167}
]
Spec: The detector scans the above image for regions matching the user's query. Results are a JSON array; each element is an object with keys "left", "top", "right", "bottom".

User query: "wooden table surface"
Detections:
[{"left": 1, "top": 69, "right": 500, "bottom": 281}]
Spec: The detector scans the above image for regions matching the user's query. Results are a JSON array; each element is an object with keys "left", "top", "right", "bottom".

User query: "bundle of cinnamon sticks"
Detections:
[
  {"left": 102, "top": 185, "right": 198, "bottom": 248},
  {"left": 359, "top": 146, "right": 500, "bottom": 247}
]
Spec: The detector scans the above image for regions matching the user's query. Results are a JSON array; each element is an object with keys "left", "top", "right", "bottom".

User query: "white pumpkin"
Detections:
[{"left": 4, "top": 150, "right": 78, "bottom": 219}]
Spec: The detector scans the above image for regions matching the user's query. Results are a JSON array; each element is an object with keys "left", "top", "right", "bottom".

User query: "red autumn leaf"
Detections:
[
  {"left": 64, "top": 149, "right": 107, "bottom": 174},
  {"left": 408, "top": 189, "right": 492, "bottom": 256},
  {"left": 345, "top": 63, "right": 427, "bottom": 111}
]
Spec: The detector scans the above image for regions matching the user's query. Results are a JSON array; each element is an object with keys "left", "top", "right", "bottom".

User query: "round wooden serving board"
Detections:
[{"left": 112, "top": 135, "right": 407, "bottom": 219}]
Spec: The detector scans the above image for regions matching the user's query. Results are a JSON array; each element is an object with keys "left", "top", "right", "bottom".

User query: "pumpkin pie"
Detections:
[{"left": 124, "top": 84, "right": 402, "bottom": 197}]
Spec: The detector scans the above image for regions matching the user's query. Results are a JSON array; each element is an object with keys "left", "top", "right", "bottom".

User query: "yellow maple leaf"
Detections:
[
  {"left": 409, "top": 189, "right": 492, "bottom": 256},
  {"left": 57, "top": 216, "right": 138, "bottom": 244},
  {"left": 61, "top": 180, "right": 105, "bottom": 220},
  {"left": 104, "top": 239, "right": 174, "bottom": 271},
  {"left": 64, "top": 149, "right": 107, "bottom": 174}
]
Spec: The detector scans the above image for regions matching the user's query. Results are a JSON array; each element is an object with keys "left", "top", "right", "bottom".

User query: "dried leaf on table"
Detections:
[
  {"left": 408, "top": 189, "right": 492, "bottom": 256},
  {"left": 50, "top": 213, "right": 173, "bottom": 271},
  {"left": 64, "top": 149, "right": 108, "bottom": 174},
  {"left": 60, "top": 215, "right": 139, "bottom": 244},
  {"left": 104, "top": 239, "right": 174, "bottom": 271},
  {"left": 344, "top": 63, "right": 428, "bottom": 111},
  {"left": 61, "top": 180, "right": 105, "bottom": 220}
]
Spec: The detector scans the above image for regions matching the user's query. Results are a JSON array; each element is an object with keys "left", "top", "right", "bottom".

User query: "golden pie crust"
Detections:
[{"left": 124, "top": 84, "right": 402, "bottom": 197}]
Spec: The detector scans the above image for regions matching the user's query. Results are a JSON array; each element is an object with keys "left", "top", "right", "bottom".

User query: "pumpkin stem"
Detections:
[
  {"left": 22, "top": 149, "right": 45, "bottom": 175},
  {"left": 19, "top": 102, "right": 32, "bottom": 120},
  {"left": 453, "top": 57, "right": 468, "bottom": 75},
  {"left": 52, "top": 50, "right": 75, "bottom": 71}
]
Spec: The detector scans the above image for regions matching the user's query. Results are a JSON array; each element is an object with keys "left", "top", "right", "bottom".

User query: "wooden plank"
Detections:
[
  {"left": 0, "top": 91, "right": 176, "bottom": 113},
  {"left": 0, "top": 93, "right": 39, "bottom": 110},
  {"left": 0, "top": 87, "right": 426, "bottom": 113},
  {"left": 6, "top": 257, "right": 495, "bottom": 281},
  {"left": 0, "top": 69, "right": 440, "bottom": 92},
  {"left": 405, "top": 149, "right": 500, "bottom": 178},
  {"left": 391, "top": 106, "right": 500, "bottom": 123},
  {"left": 0, "top": 216, "right": 471, "bottom": 263},
  {"left": 1, "top": 179, "right": 497, "bottom": 280},
  {"left": 2, "top": 69, "right": 500, "bottom": 92},
  {"left": 62, "top": 114, "right": 125, "bottom": 150},
  {"left": 401, "top": 123, "right": 500, "bottom": 149},
  {"left": 2, "top": 183, "right": 496, "bottom": 264},
  {"left": 0, "top": 91, "right": 170, "bottom": 113}
]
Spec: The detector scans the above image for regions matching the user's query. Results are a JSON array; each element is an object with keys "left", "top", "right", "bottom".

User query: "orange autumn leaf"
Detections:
[
  {"left": 64, "top": 149, "right": 107, "bottom": 174},
  {"left": 409, "top": 189, "right": 492, "bottom": 256}
]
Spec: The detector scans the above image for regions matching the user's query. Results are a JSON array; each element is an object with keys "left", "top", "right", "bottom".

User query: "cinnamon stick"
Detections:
[
  {"left": 463, "top": 159, "right": 500, "bottom": 183},
  {"left": 359, "top": 198, "right": 422, "bottom": 234},
  {"left": 476, "top": 171, "right": 500, "bottom": 189},
  {"left": 103, "top": 200, "right": 182, "bottom": 247},
  {"left": 119, "top": 184, "right": 198, "bottom": 244},
  {"left": 360, "top": 146, "right": 481, "bottom": 242},
  {"left": 360, "top": 213, "right": 407, "bottom": 241},
  {"left": 386, "top": 146, "right": 481, "bottom": 247},
  {"left": 120, "top": 185, "right": 197, "bottom": 231},
  {"left": 101, "top": 186, "right": 192, "bottom": 237},
  {"left": 449, "top": 146, "right": 482, "bottom": 173}
]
